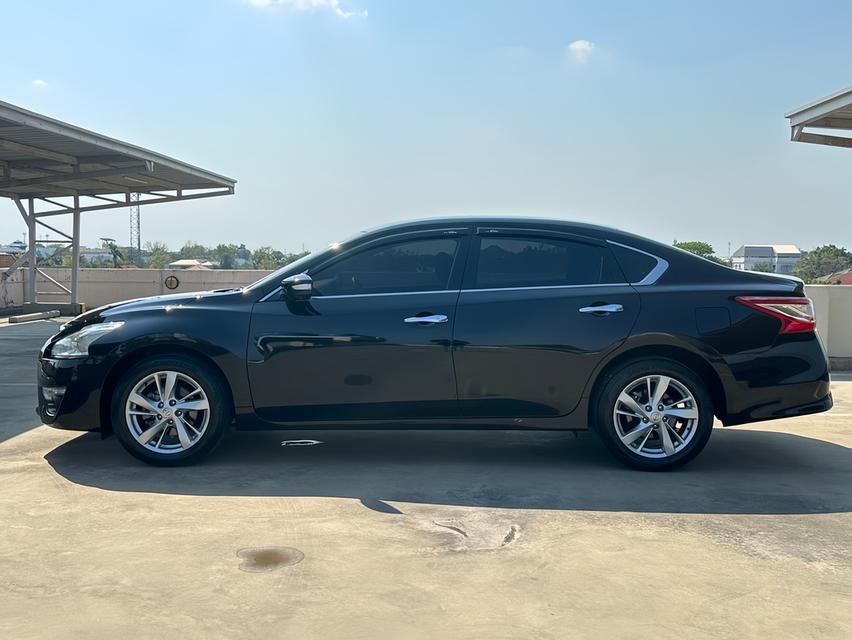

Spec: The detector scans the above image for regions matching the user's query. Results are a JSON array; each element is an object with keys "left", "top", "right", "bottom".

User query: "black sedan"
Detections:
[{"left": 37, "top": 218, "right": 832, "bottom": 470}]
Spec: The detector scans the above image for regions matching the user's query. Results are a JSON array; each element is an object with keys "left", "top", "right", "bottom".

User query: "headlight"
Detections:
[{"left": 51, "top": 322, "right": 124, "bottom": 358}]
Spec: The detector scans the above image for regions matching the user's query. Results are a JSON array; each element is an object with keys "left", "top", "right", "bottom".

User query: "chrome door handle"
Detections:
[
  {"left": 404, "top": 314, "right": 448, "bottom": 324},
  {"left": 579, "top": 304, "right": 624, "bottom": 314}
]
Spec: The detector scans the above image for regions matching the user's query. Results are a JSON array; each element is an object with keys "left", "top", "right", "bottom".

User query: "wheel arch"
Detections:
[
  {"left": 587, "top": 342, "right": 728, "bottom": 429},
  {"left": 100, "top": 343, "right": 235, "bottom": 435}
]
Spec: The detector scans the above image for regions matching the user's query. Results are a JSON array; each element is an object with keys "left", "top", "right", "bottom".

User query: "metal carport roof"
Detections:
[
  {"left": 0, "top": 100, "right": 236, "bottom": 309},
  {"left": 786, "top": 86, "right": 852, "bottom": 149}
]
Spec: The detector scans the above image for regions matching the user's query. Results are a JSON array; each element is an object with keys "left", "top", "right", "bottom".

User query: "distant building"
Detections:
[
  {"left": 80, "top": 247, "right": 115, "bottom": 264},
  {"left": 0, "top": 253, "right": 16, "bottom": 268},
  {"left": 168, "top": 259, "right": 216, "bottom": 270},
  {"left": 731, "top": 244, "right": 801, "bottom": 274},
  {"left": 0, "top": 240, "right": 26, "bottom": 255},
  {"left": 816, "top": 268, "right": 852, "bottom": 285}
]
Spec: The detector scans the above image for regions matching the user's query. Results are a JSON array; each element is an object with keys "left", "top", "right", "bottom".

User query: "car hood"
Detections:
[{"left": 63, "top": 288, "right": 244, "bottom": 329}]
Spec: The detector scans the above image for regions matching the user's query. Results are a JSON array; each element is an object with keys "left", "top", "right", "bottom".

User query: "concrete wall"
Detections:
[
  {"left": 806, "top": 285, "right": 852, "bottom": 364},
  {"left": 0, "top": 267, "right": 273, "bottom": 310},
  {"left": 1, "top": 269, "right": 850, "bottom": 363}
]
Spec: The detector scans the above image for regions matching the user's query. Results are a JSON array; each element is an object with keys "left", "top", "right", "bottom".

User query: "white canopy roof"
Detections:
[{"left": 786, "top": 86, "right": 852, "bottom": 149}]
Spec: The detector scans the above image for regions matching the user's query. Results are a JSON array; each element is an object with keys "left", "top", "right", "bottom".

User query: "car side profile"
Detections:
[{"left": 37, "top": 217, "right": 833, "bottom": 470}]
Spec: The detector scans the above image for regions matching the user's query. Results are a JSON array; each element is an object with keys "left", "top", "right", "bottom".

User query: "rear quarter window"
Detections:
[{"left": 608, "top": 244, "right": 659, "bottom": 283}]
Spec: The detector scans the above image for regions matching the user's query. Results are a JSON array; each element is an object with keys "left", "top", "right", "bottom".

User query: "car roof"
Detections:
[{"left": 359, "top": 216, "right": 629, "bottom": 238}]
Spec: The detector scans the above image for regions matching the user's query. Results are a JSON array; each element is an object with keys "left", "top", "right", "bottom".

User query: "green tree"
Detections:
[
  {"left": 751, "top": 263, "right": 773, "bottom": 273},
  {"left": 212, "top": 243, "right": 239, "bottom": 269},
  {"left": 251, "top": 246, "right": 287, "bottom": 269},
  {"left": 145, "top": 241, "right": 173, "bottom": 269},
  {"left": 177, "top": 241, "right": 210, "bottom": 260},
  {"left": 793, "top": 245, "right": 852, "bottom": 282},
  {"left": 673, "top": 241, "right": 727, "bottom": 265}
]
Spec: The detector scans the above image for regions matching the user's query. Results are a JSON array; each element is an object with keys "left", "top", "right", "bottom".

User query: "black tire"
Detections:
[
  {"left": 111, "top": 355, "right": 231, "bottom": 466},
  {"left": 593, "top": 358, "right": 713, "bottom": 471}
]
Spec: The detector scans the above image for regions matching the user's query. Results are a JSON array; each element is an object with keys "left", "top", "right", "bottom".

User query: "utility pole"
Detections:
[{"left": 129, "top": 192, "right": 140, "bottom": 265}]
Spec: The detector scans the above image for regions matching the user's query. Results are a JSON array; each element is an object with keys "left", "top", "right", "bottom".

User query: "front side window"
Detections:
[
  {"left": 473, "top": 235, "right": 622, "bottom": 288},
  {"left": 312, "top": 237, "right": 461, "bottom": 296}
]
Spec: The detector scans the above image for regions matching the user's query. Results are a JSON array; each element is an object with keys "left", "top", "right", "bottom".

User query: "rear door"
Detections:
[{"left": 452, "top": 226, "right": 640, "bottom": 418}]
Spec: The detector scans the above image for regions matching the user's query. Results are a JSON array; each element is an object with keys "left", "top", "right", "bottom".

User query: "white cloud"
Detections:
[
  {"left": 246, "top": 0, "right": 367, "bottom": 18},
  {"left": 31, "top": 79, "right": 49, "bottom": 88},
  {"left": 566, "top": 40, "right": 595, "bottom": 63}
]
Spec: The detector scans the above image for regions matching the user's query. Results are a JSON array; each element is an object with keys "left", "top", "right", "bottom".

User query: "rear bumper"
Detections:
[
  {"left": 37, "top": 356, "right": 107, "bottom": 431},
  {"left": 722, "top": 389, "right": 833, "bottom": 425},
  {"left": 720, "top": 335, "right": 833, "bottom": 426}
]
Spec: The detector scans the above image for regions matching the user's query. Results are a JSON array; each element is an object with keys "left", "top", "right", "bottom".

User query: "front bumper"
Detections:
[{"left": 37, "top": 356, "right": 109, "bottom": 431}]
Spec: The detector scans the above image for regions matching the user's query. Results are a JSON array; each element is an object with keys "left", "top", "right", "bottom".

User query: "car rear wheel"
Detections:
[
  {"left": 593, "top": 359, "right": 714, "bottom": 471},
  {"left": 111, "top": 356, "right": 230, "bottom": 466}
]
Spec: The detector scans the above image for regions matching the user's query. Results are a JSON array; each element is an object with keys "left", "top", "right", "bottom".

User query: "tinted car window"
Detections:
[
  {"left": 473, "top": 236, "right": 622, "bottom": 288},
  {"left": 313, "top": 237, "right": 460, "bottom": 295},
  {"left": 608, "top": 243, "right": 659, "bottom": 283}
]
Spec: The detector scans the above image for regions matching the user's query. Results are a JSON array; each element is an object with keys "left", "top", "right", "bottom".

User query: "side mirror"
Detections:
[{"left": 281, "top": 273, "right": 313, "bottom": 300}]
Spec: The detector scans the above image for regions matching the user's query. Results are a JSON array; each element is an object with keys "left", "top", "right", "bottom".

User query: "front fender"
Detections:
[{"left": 92, "top": 307, "right": 253, "bottom": 409}]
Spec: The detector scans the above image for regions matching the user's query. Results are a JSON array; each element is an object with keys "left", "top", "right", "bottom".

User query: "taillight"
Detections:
[{"left": 735, "top": 296, "right": 816, "bottom": 334}]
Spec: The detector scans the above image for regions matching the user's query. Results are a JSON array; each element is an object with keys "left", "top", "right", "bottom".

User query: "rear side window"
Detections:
[
  {"left": 472, "top": 236, "right": 622, "bottom": 288},
  {"left": 312, "top": 237, "right": 460, "bottom": 296},
  {"left": 608, "top": 243, "right": 659, "bottom": 283}
]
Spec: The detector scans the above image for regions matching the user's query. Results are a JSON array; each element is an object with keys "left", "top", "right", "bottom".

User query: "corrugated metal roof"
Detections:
[{"left": 0, "top": 100, "right": 236, "bottom": 199}]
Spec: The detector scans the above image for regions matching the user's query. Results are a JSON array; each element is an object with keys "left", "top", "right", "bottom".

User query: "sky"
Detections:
[{"left": 2, "top": 0, "right": 852, "bottom": 256}]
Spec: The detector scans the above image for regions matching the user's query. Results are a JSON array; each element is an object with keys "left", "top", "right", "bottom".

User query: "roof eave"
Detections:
[{"left": 0, "top": 100, "right": 236, "bottom": 188}]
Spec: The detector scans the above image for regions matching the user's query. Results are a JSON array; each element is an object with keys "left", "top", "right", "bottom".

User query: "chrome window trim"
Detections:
[
  {"left": 260, "top": 288, "right": 458, "bottom": 302},
  {"left": 259, "top": 287, "right": 283, "bottom": 302},
  {"left": 606, "top": 240, "right": 669, "bottom": 286},
  {"left": 261, "top": 283, "right": 635, "bottom": 301},
  {"left": 460, "top": 282, "right": 630, "bottom": 294},
  {"left": 316, "top": 289, "right": 459, "bottom": 300}
]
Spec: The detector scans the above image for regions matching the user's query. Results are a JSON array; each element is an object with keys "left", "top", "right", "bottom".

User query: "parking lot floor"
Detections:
[{"left": 1, "top": 320, "right": 850, "bottom": 639}]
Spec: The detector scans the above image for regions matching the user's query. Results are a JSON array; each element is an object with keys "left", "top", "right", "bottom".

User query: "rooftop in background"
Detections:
[
  {"left": 0, "top": 100, "right": 235, "bottom": 206},
  {"left": 730, "top": 244, "right": 802, "bottom": 275},
  {"left": 168, "top": 259, "right": 216, "bottom": 269},
  {"left": 786, "top": 86, "right": 852, "bottom": 150},
  {"left": 732, "top": 244, "right": 802, "bottom": 257},
  {"left": 816, "top": 268, "right": 852, "bottom": 284}
]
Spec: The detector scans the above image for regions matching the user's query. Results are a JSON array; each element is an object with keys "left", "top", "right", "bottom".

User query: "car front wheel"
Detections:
[
  {"left": 111, "top": 355, "right": 230, "bottom": 466},
  {"left": 594, "top": 359, "right": 714, "bottom": 471}
]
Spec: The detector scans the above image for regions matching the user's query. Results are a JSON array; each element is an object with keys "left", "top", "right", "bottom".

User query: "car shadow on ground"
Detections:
[{"left": 44, "top": 426, "right": 852, "bottom": 516}]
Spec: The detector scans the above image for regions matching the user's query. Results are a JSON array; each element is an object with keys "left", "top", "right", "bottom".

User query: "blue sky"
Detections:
[{"left": 3, "top": 0, "right": 852, "bottom": 255}]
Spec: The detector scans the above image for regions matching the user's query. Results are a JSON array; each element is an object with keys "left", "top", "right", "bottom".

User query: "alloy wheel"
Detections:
[
  {"left": 124, "top": 370, "right": 210, "bottom": 454},
  {"left": 612, "top": 374, "right": 699, "bottom": 459}
]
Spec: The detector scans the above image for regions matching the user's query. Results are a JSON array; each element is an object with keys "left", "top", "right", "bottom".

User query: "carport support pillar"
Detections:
[
  {"left": 27, "top": 198, "right": 36, "bottom": 305},
  {"left": 71, "top": 196, "right": 80, "bottom": 305}
]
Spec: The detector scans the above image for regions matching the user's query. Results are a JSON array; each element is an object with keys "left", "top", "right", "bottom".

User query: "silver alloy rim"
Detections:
[
  {"left": 612, "top": 374, "right": 699, "bottom": 459},
  {"left": 125, "top": 370, "right": 210, "bottom": 454}
]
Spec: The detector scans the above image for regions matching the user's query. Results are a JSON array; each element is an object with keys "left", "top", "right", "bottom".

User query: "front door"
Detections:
[
  {"left": 452, "top": 227, "right": 640, "bottom": 418},
  {"left": 248, "top": 230, "right": 468, "bottom": 423}
]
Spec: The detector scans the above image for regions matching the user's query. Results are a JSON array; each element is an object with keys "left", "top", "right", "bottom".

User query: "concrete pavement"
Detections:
[{"left": 1, "top": 321, "right": 850, "bottom": 639}]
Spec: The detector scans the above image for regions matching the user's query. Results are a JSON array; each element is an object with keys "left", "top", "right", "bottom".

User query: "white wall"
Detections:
[
  {"left": 0, "top": 267, "right": 272, "bottom": 310},
  {"left": 2, "top": 269, "right": 850, "bottom": 361},
  {"left": 806, "top": 285, "right": 852, "bottom": 360}
]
